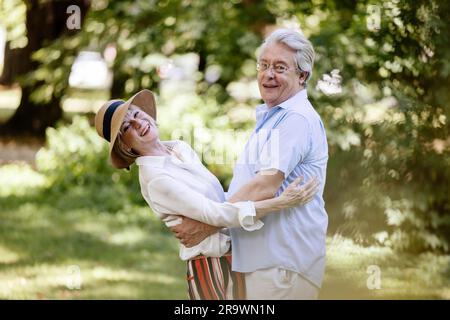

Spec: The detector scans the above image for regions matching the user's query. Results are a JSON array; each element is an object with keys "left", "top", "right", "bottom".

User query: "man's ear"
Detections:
[
  {"left": 299, "top": 72, "right": 308, "bottom": 85},
  {"left": 298, "top": 73, "right": 304, "bottom": 86}
]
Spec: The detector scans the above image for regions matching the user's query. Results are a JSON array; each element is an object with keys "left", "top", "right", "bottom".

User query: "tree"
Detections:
[
  {"left": 302, "top": 0, "right": 450, "bottom": 252},
  {"left": 2, "top": 0, "right": 448, "bottom": 252},
  {"left": 0, "top": 0, "right": 90, "bottom": 136}
]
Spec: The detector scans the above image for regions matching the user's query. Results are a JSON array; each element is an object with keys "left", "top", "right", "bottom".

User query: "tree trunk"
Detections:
[
  {"left": 0, "top": 43, "right": 30, "bottom": 85},
  {"left": 0, "top": 0, "right": 90, "bottom": 137},
  {"left": 110, "top": 73, "right": 127, "bottom": 99},
  {"left": 4, "top": 86, "right": 63, "bottom": 136}
]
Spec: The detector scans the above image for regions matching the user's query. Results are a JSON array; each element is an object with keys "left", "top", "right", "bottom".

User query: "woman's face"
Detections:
[{"left": 120, "top": 105, "right": 159, "bottom": 153}]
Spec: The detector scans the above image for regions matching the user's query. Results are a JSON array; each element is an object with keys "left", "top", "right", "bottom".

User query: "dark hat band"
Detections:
[{"left": 103, "top": 100, "right": 125, "bottom": 142}]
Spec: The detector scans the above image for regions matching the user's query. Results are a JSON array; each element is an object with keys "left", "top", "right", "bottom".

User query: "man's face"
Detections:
[{"left": 257, "top": 43, "right": 302, "bottom": 108}]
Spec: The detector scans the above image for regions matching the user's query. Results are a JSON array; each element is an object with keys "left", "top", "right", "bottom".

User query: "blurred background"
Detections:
[{"left": 0, "top": 0, "right": 449, "bottom": 299}]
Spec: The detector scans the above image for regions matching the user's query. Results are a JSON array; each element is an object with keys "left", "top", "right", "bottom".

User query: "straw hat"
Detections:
[{"left": 95, "top": 89, "right": 156, "bottom": 169}]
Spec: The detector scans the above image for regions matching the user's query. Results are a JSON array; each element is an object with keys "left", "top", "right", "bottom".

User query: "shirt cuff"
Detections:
[
  {"left": 162, "top": 215, "right": 183, "bottom": 228},
  {"left": 179, "top": 233, "right": 231, "bottom": 260},
  {"left": 233, "top": 201, "right": 264, "bottom": 231}
]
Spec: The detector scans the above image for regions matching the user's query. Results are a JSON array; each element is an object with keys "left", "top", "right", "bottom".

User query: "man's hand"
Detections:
[{"left": 169, "top": 216, "right": 221, "bottom": 248}]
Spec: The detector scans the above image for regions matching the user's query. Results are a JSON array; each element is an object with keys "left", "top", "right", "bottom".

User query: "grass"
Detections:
[
  {"left": 0, "top": 202, "right": 187, "bottom": 299},
  {"left": 322, "top": 236, "right": 450, "bottom": 299},
  {"left": 0, "top": 164, "right": 186, "bottom": 299},
  {"left": 0, "top": 163, "right": 449, "bottom": 300}
]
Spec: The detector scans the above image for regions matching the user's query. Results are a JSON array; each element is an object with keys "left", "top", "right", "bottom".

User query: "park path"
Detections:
[{"left": 0, "top": 139, "right": 42, "bottom": 166}]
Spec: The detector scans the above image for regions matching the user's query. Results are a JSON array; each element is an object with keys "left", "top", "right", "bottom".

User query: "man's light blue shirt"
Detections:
[{"left": 227, "top": 89, "right": 329, "bottom": 288}]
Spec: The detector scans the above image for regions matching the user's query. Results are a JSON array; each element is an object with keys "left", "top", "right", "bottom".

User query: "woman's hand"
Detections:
[{"left": 277, "top": 176, "right": 320, "bottom": 209}]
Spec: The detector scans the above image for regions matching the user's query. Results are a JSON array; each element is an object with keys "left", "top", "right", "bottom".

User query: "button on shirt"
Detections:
[
  {"left": 228, "top": 89, "right": 329, "bottom": 288},
  {"left": 136, "top": 140, "right": 264, "bottom": 261}
]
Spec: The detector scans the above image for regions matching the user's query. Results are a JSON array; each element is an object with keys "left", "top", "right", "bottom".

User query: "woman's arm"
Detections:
[
  {"left": 253, "top": 176, "right": 319, "bottom": 220},
  {"left": 147, "top": 175, "right": 262, "bottom": 230},
  {"left": 148, "top": 175, "right": 319, "bottom": 230},
  {"left": 168, "top": 176, "right": 320, "bottom": 248}
]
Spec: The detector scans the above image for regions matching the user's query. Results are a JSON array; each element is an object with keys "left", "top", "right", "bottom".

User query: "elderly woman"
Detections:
[{"left": 95, "top": 89, "right": 319, "bottom": 300}]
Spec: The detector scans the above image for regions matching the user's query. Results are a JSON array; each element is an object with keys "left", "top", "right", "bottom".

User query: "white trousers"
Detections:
[{"left": 245, "top": 267, "right": 319, "bottom": 300}]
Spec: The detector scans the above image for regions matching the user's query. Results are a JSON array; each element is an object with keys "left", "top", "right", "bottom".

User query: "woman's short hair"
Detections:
[
  {"left": 258, "top": 28, "right": 315, "bottom": 82},
  {"left": 112, "top": 105, "right": 141, "bottom": 167},
  {"left": 112, "top": 134, "right": 139, "bottom": 167}
]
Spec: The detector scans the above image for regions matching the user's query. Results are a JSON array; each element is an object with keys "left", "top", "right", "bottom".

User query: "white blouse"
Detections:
[{"left": 136, "top": 140, "right": 264, "bottom": 260}]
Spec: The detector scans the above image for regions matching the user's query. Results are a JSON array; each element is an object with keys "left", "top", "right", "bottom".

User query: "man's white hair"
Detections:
[{"left": 258, "top": 28, "right": 315, "bottom": 82}]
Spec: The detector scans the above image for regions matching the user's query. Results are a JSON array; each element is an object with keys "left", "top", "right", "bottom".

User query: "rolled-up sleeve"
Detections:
[
  {"left": 147, "top": 175, "right": 264, "bottom": 231},
  {"left": 254, "top": 113, "right": 311, "bottom": 178}
]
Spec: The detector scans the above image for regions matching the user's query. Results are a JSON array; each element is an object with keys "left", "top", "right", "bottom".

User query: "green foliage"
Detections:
[
  {"left": 28, "top": 0, "right": 274, "bottom": 103},
  {"left": 156, "top": 91, "right": 255, "bottom": 186},
  {"left": 0, "top": 0, "right": 27, "bottom": 48},
  {"left": 10, "top": 0, "right": 450, "bottom": 252},
  {"left": 310, "top": 0, "right": 450, "bottom": 252},
  {"left": 25, "top": 39, "right": 77, "bottom": 104},
  {"left": 35, "top": 116, "right": 144, "bottom": 212}
]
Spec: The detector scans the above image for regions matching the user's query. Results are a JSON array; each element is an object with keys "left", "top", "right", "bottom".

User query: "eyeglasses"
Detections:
[{"left": 256, "top": 62, "right": 299, "bottom": 74}]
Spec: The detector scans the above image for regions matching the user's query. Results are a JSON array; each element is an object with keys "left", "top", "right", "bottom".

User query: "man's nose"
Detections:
[{"left": 263, "top": 67, "right": 276, "bottom": 79}]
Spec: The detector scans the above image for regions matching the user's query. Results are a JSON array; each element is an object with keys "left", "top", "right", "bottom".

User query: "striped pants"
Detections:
[{"left": 187, "top": 254, "right": 246, "bottom": 300}]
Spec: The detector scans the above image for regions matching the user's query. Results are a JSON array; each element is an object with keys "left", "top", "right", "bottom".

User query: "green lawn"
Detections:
[
  {"left": 322, "top": 236, "right": 450, "bottom": 299},
  {"left": 0, "top": 164, "right": 449, "bottom": 299},
  {"left": 0, "top": 164, "right": 186, "bottom": 299}
]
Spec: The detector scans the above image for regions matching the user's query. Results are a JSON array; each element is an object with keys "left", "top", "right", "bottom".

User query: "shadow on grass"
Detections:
[
  {"left": 320, "top": 237, "right": 450, "bottom": 299},
  {"left": 1, "top": 183, "right": 449, "bottom": 299},
  {"left": 0, "top": 188, "right": 187, "bottom": 299},
  {"left": 43, "top": 277, "right": 188, "bottom": 300}
]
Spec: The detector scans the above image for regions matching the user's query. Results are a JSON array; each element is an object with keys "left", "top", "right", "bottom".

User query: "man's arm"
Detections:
[
  {"left": 227, "top": 170, "right": 285, "bottom": 203},
  {"left": 170, "top": 170, "right": 283, "bottom": 247},
  {"left": 171, "top": 174, "right": 320, "bottom": 247},
  {"left": 171, "top": 113, "right": 311, "bottom": 246}
]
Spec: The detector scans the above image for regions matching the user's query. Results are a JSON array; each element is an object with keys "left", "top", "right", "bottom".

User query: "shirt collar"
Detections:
[
  {"left": 135, "top": 155, "right": 167, "bottom": 168},
  {"left": 255, "top": 89, "right": 308, "bottom": 121},
  {"left": 135, "top": 141, "right": 181, "bottom": 168}
]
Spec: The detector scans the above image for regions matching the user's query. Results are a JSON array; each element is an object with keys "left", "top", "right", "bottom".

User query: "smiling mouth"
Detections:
[
  {"left": 263, "top": 84, "right": 279, "bottom": 88},
  {"left": 140, "top": 122, "right": 150, "bottom": 137}
]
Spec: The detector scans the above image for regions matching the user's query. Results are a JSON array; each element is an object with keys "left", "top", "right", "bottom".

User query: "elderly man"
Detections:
[{"left": 172, "top": 28, "right": 328, "bottom": 300}]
